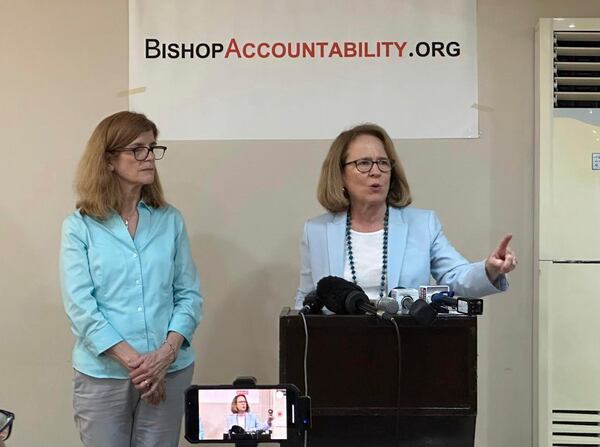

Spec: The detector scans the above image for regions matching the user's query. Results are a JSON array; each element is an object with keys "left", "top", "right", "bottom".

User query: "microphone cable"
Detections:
[
  {"left": 299, "top": 311, "right": 309, "bottom": 447},
  {"left": 299, "top": 312, "right": 309, "bottom": 396},
  {"left": 389, "top": 317, "right": 402, "bottom": 438}
]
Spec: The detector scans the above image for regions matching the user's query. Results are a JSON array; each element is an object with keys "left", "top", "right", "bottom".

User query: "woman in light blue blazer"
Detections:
[
  {"left": 225, "top": 395, "right": 273, "bottom": 434},
  {"left": 294, "top": 123, "right": 517, "bottom": 309}
]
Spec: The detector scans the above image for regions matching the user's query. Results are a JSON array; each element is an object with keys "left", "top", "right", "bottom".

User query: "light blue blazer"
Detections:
[
  {"left": 225, "top": 413, "right": 269, "bottom": 433},
  {"left": 293, "top": 206, "right": 507, "bottom": 309}
]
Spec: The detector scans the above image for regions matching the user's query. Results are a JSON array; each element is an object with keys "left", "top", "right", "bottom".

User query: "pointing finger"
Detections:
[{"left": 496, "top": 234, "right": 513, "bottom": 257}]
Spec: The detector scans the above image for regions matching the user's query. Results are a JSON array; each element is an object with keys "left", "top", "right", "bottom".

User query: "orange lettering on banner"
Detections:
[
  {"left": 329, "top": 42, "right": 342, "bottom": 57},
  {"left": 344, "top": 42, "right": 357, "bottom": 57},
  {"left": 302, "top": 42, "right": 315, "bottom": 58},
  {"left": 394, "top": 42, "right": 407, "bottom": 57},
  {"left": 218, "top": 39, "right": 409, "bottom": 60},
  {"left": 315, "top": 42, "right": 327, "bottom": 57},
  {"left": 224, "top": 38, "right": 241, "bottom": 58},
  {"left": 272, "top": 42, "right": 286, "bottom": 58},
  {"left": 257, "top": 43, "right": 270, "bottom": 58},
  {"left": 288, "top": 42, "right": 301, "bottom": 58},
  {"left": 242, "top": 43, "right": 256, "bottom": 58},
  {"left": 380, "top": 42, "right": 393, "bottom": 57}
]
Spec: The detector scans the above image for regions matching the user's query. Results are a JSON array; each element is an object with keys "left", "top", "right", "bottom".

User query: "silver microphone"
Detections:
[
  {"left": 389, "top": 288, "right": 419, "bottom": 314},
  {"left": 369, "top": 297, "right": 399, "bottom": 315},
  {"left": 400, "top": 295, "right": 414, "bottom": 312}
]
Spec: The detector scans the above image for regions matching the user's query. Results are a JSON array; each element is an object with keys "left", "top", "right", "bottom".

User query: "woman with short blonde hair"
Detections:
[
  {"left": 294, "top": 123, "right": 517, "bottom": 309},
  {"left": 317, "top": 123, "right": 411, "bottom": 213},
  {"left": 225, "top": 394, "right": 272, "bottom": 434}
]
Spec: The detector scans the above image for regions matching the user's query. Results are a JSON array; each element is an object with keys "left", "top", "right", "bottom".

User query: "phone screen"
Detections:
[{"left": 185, "top": 386, "right": 294, "bottom": 443}]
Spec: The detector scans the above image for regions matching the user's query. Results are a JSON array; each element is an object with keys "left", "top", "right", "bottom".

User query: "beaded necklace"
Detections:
[{"left": 345, "top": 206, "right": 389, "bottom": 299}]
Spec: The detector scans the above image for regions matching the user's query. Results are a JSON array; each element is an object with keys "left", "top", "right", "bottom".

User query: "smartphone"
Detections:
[{"left": 184, "top": 384, "right": 300, "bottom": 444}]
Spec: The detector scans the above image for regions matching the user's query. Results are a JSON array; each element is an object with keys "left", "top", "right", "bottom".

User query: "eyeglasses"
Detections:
[
  {"left": 344, "top": 158, "right": 395, "bottom": 173},
  {"left": 0, "top": 410, "right": 15, "bottom": 441},
  {"left": 109, "top": 145, "right": 167, "bottom": 161}
]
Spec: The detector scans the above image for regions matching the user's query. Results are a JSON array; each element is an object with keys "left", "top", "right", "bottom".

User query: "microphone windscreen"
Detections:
[
  {"left": 345, "top": 289, "right": 370, "bottom": 314},
  {"left": 316, "top": 276, "right": 358, "bottom": 314},
  {"left": 301, "top": 290, "right": 324, "bottom": 314},
  {"left": 229, "top": 425, "right": 246, "bottom": 434}
]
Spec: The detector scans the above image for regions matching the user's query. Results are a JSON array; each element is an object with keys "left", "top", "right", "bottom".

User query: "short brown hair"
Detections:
[
  {"left": 317, "top": 123, "right": 412, "bottom": 213},
  {"left": 231, "top": 394, "right": 250, "bottom": 414},
  {"left": 74, "top": 111, "right": 167, "bottom": 219}
]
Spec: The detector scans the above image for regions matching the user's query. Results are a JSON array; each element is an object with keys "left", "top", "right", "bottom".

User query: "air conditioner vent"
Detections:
[
  {"left": 552, "top": 409, "right": 600, "bottom": 446},
  {"left": 554, "top": 32, "right": 600, "bottom": 108}
]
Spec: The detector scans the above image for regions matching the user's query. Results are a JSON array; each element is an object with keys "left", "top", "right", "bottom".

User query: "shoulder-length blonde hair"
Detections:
[
  {"left": 317, "top": 123, "right": 412, "bottom": 213},
  {"left": 75, "top": 111, "right": 167, "bottom": 219},
  {"left": 231, "top": 394, "right": 250, "bottom": 414}
]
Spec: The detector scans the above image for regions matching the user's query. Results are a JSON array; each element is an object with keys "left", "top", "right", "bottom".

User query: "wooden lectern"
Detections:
[{"left": 279, "top": 308, "right": 477, "bottom": 447}]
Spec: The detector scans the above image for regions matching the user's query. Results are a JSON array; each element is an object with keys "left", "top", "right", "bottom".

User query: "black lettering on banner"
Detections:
[
  {"left": 195, "top": 43, "right": 210, "bottom": 58},
  {"left": 446, "top": 42, "right": 460, "bottom": 57},
  {"left": 414, "top": 41, "right": 461, "bottom": 57},
  {"left": 415, "top": 41, "right": 430, "bottom": 57},
  {"left": 180, "top": 43, "right": 194, "bottom": 58},
  {"left": 167, "top": 43, "right": 180, "bottom": 58},
  {"left": 212, "top": 43, "right": 224, "bottom": 58},
  {"left": 431, "top": 41, "right": 445, "bottom": 57},
  {"left": 145, "top": 38, "right": 160, "bottom": 58}
]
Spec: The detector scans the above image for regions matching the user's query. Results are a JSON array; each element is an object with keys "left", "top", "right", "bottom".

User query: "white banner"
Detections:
[{"left": 129, "top": 0, "right": 478, "bottom": 140}]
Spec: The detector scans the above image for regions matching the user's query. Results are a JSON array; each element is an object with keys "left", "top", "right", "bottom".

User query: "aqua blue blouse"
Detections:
[{"left": 60, "top": 202, "right": 202, "bottom": 378}]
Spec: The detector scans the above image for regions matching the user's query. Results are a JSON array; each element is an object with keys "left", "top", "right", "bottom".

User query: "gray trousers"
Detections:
[{"left": 73, "top": 364, "right": 193, "bottom": 447}]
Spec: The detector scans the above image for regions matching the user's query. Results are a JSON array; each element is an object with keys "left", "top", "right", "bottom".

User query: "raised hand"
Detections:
[{"left": 485, "top": 234, "right": 517, "bottom": 284}]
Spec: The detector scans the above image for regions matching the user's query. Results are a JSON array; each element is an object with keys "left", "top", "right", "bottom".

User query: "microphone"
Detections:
[
  {"left": 299, "top": 290, "right": 324, "bottom": 315},
  {"left": 388, "top": 287, "right": 419, "bottom": 313},
  {"left": 431, "top": 291, "right": 456, "bottom": 307},
  {"left": 370, "top": 297, "right": 399, "bottom": 315},
  {"left": 388, "top": 287, "right": 436, "bottom": 325},
  {"left": 431, "top": 292, "right": 483, "bottom": 315},
  {"left": 316, "top": 276, "right": 394, "bottom": 320}
]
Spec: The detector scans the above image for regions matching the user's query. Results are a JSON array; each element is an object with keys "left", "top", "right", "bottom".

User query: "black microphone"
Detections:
[
  {"left": 316, "top": 276, "right": 394, "bottom": 320},
  {"left": 299, "top": 290, "right": 324, "bottom": 315},
  {"left": 406, "top": 298, "right": 437, "bottom": 325},
  {"left": 431, "top": 291, "right": 457, "bottom": 307},
  {"left": 431, "top": 292, "right": 483, "bottom": 315}
]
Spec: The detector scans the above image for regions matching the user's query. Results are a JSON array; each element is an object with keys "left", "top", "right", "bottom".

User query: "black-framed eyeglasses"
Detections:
[
  {"left": 344, "top": 158, "right": 395, "bottom": 173},
  {"left": 0, "top": 410, "right": 15, "bottom": 442},
  {"left": 109, "top": 145, "right": 167, "bottom": 161}
]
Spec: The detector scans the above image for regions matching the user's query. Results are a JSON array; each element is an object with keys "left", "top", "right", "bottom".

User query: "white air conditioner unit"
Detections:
[{"left": 535, "top": 18, "right": 600, "bottom": 447}]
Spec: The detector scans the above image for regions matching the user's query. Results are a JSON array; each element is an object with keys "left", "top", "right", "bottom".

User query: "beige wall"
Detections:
[{"left": 1, "top": 1, "right": 600, "bottom": 446}]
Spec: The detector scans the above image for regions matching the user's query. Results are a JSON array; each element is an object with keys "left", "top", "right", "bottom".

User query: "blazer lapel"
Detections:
[
  {"left": 326, "top": 212, "right": 347, "bottom": 277},
  {"left": 386, "top": 207, "right": 408, "bottom": 293}
]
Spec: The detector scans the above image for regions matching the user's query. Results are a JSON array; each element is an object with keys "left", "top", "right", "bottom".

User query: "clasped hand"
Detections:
[{"left": 128, "top": 346, "right": 173, "bottom": 405}]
